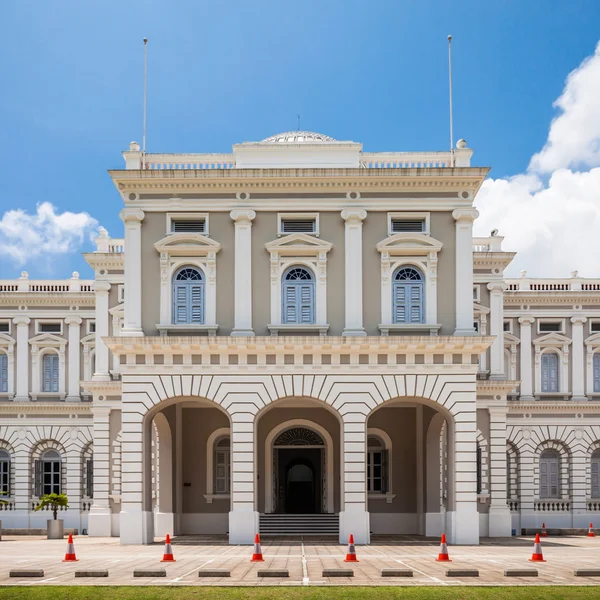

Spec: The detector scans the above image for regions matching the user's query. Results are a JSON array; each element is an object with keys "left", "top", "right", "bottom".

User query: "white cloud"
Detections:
[
  {"left": 0, "top": 202, "right": 99, "bottom": 266},
  {"left": 474, "top": 42, "right": 600, "bottom": 277}
]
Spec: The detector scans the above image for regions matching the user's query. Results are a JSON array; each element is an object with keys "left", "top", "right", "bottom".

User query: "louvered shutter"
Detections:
[
  {"left": 43, "top": 355, "right": 59, "bottom": 393},
  {"left": 0, "top": 354, "right": 7, "bottom": 393},
  {"left": 541, "top": 354, "right": 559, "bottom": 393},
  {"left": 34, "top": 460, "right": 42, "bottom": 497},
  {"left": 190, "top": 284, "right": 204, "bottom": 324},
  {"left": 394, "top": 285, "right": 406, "bottom": 323},
  {"left": 592, "top": 459, "right": 600, "bottom": 498},
  {"left": 214, "top": 450, "right": 230, "bottom": 494},
  {"left": 283, "top": 284, "right": 298, "bottom": 324},
  {"left": 594, "top": 355, "right": 600, "bottom": 393},
  {"left": 299, "top": 284, "right": 314, "bottom": 324},
  {"left": 173, "top": 284, "right": 189, "bottom": 324},
  {"left": 86, "top": 459, "right": 94, "bottom": 498},
  {"left": 540, "top": 459, "right": 548, "bottom": 498},
  {"left": 409, "top": 283, "right": 423, "bottom": 323},
  {"left": 550, "top": 460, "right": 558, "bottom": 497}
]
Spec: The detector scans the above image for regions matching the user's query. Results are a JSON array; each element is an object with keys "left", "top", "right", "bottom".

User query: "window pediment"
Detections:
[
  {"left": 265, "top": 233, "right": 332, "bottom": 256},
  {"left": 585, "top": 333, "right": 600, "bottom": 347},
  {"left": 534, "top": 332, "right": 572, "bottom": 348},
  {"left": 109, "top": 303, "right": 124, "bottom": 318},
  {"left": 154, "top": 233, "right": 221, "bottom": 257},
  {"left": 377, "top": 233, "right": 443, "bottom": 256},
  {"left": 29, "top": 333, "right": 66, "bottom": 348},
  {"left": 0, "top": 333, "right": 15, "bottom": 348},
  {"left": 80, "top": 333, "right": 95, "bottom": 347},
  {"left": 473, "top": 302, "right": 490, "bottom": 315},
  {"left": 504, "top": 333, "right": 521, "bottom": 347}
]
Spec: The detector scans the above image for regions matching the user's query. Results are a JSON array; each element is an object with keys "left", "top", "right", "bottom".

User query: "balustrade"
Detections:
[{"left": 534, "top": 499, "right": 571, "bottom": 512}]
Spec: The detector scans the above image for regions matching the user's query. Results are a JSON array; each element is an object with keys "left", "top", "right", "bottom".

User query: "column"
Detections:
[
  {"left": 339, "top": 410, "right": 370, "bottom": 544},
  {"left": 416, "top": 405, "right": 424, "bottom": 534},
  {"left": 11, "top": 448, "right": 30, "bottom": 527},
  {"left": 65, "top": 316, "right": 82, "bottom": 401},
  {"left": 488, "top": 406, "right": 512, "bottom": 536},
  {"left": 488, "top": 282, "right": 506, "bottom": 379},
  {"left": 571, "top": 447, "right": 588, "bottom": 528},
  {"left": 228, "top": 409, "right": 259, "bottom": 543},
  {"left": 88, "top": 406, "right": 112, "bottom": 536},
  {"left": 64, "top": 448, "right": 82, "bottom": 530},
  {"left": 230, "top": 210, "right": 256, "bottom": 337},
  {"left": 12, "top": 316, "right": 30, "bottom": 402},
  {"left": 341, "top": 209, "right": 367, "bottom": 337},
  {"left": 120, "top": 397, "right": 154, "bottom": 544},
  {"left": 93, "top": 282, "right": 111, "bottom": 381},
  {"left": 518, "top": 316, "right": 535, "bottom": 400},
  {"left": 446, "top": 392, "right": 479, "bottom": 544},
  {"left": 452, "top": 208, "right": 479, "bottom": 335},
  {"left": 571, "top": 315, "right": 587, "bottom": 401},
  {"left": 120, "top": 208, "right": 145, "bottom": 337}
]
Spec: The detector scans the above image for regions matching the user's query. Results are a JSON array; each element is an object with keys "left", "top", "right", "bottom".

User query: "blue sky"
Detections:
[{"left": 1, "top": 0, "right": 600, "bottom": 279}]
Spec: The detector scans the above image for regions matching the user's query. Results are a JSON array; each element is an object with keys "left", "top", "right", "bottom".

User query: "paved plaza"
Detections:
[{"left": 1, "top": 534, "right": 600, "bottom": 587}]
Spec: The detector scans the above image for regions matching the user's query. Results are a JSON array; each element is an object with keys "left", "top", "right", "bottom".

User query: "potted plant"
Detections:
[{"left": 35, "top": 493, "right": 69, "bottom": 539}]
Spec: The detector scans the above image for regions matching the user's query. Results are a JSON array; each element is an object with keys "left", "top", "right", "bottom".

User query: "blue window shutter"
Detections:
[
  {"left": 542, "top": 354, "right": 558, "bottom": 393},
  {"left": 43, "top": 355, "right": 59, "bottom": 393},
  {"left": 393, "top": 281, "right": 424, "bottom": 324},
  {"left": 393, "top": 285, "right": 406, "bottom": 323},
  {"left": 173, "top": 284, "right": 189, "bottom": 324},
  {"left": 594, "top": 354, "right": 600, "bottom": 392},
  {"left": 592, "top": 459, "right": 600, "bottom": 498},
  {"left": 283, "top": 284, "right": 298, "bottom": 324},
  {"left": 190, "top": 285, "right": 204, "bottom": 324},
  {"left": 299, "top": 284, "right": 314, "bottom": 324},
  {"left": 409, "top": 284, "right": 423, "bottom": 323},
  {"left": 0, "top": 354, "right": 7, "bottom": 393}
]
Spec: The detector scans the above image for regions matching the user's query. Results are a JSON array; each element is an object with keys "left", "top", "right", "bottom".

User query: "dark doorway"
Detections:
[{"left": 277, "top": 448, "right": 322, "bottom": 514}]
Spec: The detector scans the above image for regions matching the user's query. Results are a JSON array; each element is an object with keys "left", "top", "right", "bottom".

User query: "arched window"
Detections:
[
  {"left": 0, "top": 449, "right": 10, "bottom": 495},
  {"left": 367, "top": 436, "right": 388, "bottom": 493},
  {"left": 592, "top": 450, "right": 600, "bottom": 498},
  {"left": 541, "top": 353, "right": 559, "bottom": 393},
  {"left": 84, "top": 447, "right": 93, "bottom": 499},
  {"left": 35, "top": 449, "right": 61, "bottom": 496},
  {"left": 213, "top": 437, "right": 230, "bottom": 495},
  {"left": 0, "top": 352, "right": 7, "bottom": 393},
  {"left": 282, "top": 267, "right": 315, "bottom": 324},
  {"left": 42, "top": 353, "right": 59, "bottom": 393},
  {"left": 539, "top": 449, "right": 560, "bottom": 499},
  {"left": 594, "top": 354, "right": 600, "bottom": 393},
  {"left": 392, "top": 266, "right": 424, "bottom": 324},
  {"left": 172, "top": 267, "right": 205, "bottom": 324}
]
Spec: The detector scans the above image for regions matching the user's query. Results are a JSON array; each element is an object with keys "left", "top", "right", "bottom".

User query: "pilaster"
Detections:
[
  {"left": 12, "top": 316, "right": 30, "bottom": 402},
  {"left": 518, "top": 316, "right": 535, "bottom": 400},
  {"left": 488, "top": 282, "right": 506, "bottom": 379},
  {"left": 93, "top": 282, "right": 111, "bottom": 382},
  {"left": 120, "top": 208, "right": 145, "bottom": 337},
  {"left": 487, "top": 405, "right": 511, "bottom": 536},
  {"left": 65, "top": 316, "right": 82, "bottom": 401},
  {"left": 452, "top": 208, "right": 478, "bottom": 335},
  {"left": 341, "top": 208, "right": 367, "bottom": 336},
  {"left": 88, "top": 405, "right": 112, "bottom": 537},
  {"left": 571, "top": 316, "right": 587, "bottom": 401},
  {"left": 230, "top": 209, "right": 256, "bottom": 337}
]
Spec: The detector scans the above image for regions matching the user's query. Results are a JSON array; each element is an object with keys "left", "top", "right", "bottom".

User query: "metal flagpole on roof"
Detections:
[
  {"left": 448, "top": 35, "right": 455, "bottom": 168},
  {"left": 142, "top": 37, "right": 148, "bottom": 169}
]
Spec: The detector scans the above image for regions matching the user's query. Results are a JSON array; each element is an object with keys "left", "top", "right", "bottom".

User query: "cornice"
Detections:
[
  {"left": 0, "top": 294, "right": 94, "bottom": 306},
  {"left": 0, "top": 402, "right": 92, "bottom": 414},
  {"left": 505, "top": 292, "right": 600, "bottom": 304},
  {"left": 477, "top": 380, "right": 519, "bottom": 395},
  {"left": 508, "top": 401, "right": 600, "bottom": 414},
  {"left": 82, "top": 381, "right": 122, "bottom": 396}
]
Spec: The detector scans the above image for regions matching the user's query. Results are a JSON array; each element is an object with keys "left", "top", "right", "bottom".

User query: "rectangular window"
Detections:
[
  {"left": 38, "top": 322, "right": 62, "bottom": 334},
  {"left": 0, "top": 354, "right": 7, "bottom": 393},
  {"left": 171, "top": 219, "right": 206, "bottom": 233},
  {"left": 541, "top": 353, "right": 559, "bottom": 393},
  {"left": 36, "top": 460, "right": 61, "bottom": 496},
  {"left": 88, "top": 321, "right": 96, "bottom": 334},
  {"left": 0, "top": 459, "right": 9, "bottom": 495},
  {"left": 473, "top": 321, "right": 479, "bottom": 333},
  {"left": 473, "top": 285, "right": 480, "bottom": 302},
  {"left": 118, "top": 285, "right": 125, "bottom": 303},
  {"left": 390, "top": 218, "right": 425, "bottom": 233},
  {"left": 592, "top": 459, "right": 600, "bottom": 498},
  {"left": 277, "top": 213, "right": 319, "bottom": 236},
  {"left": 85, "top": 459, "right": 93, "bottom": 498},
  {"left": 503, "top": 320, "right": 512, "bottom": 333},
  {"left": 537, "top": 320, "right": 564, "bottom": 334},
  {"left": 214, "top": 450, "right": 230, "bottom": 494},
  {"left": 476, "top": 446, "right": 482, "bottom": 494},
  {"left": 42, "top": 355, "right": 59, "bottom": 393},
  {"left": 0, "top": 322, "right": 10, "bottom": 333},
  {"left": 367, "top": 451, "right": 383, "bottom": 492},
  {"left": 591, "top": 321, "right": 600, "bottom": 333}
]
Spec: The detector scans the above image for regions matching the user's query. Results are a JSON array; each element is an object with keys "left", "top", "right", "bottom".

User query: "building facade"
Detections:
[{"left": 0, "top": 131, "right": 597, "bottom": 545}]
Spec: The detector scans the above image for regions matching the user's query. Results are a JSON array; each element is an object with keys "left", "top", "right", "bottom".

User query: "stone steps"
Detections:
[{"left": 259, "top": 514, "right": 339, "bottom": 536}]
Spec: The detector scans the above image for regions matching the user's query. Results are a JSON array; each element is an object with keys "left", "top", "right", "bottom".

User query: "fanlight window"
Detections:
[
  {"left": 274, "top": 427, "right": 324, "bottom": 447},
  {"left": 172, "top": 267, "right": 205, "bottom": 325},
  {"left": 282, "top": 267, "right": 315, "bottom": 325},
  {"left": 35, "top": 449, "right": 61, "bottom": 496},
  {"left": 392, "top": 266, "right": 424, "bottom": 324}
]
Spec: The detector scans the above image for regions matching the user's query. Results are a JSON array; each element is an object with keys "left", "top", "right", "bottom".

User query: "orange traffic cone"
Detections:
[
  {"left": 344, "top": 534, "right": 359, "bottom": 563},
  {"left": 589, "top": 523, "right": 595, "bottom": 538},
  {"left": 541, "top": 522, "right": 548, "bottom": 537},
  {"left": 62, "top": 534, "right": 78, "bottom": 562},
  {"left": 160, "top": 534, "right": 176, "bottom": 562},
  {"left": 529, "top": 533, "right": 546, "bottom": 562},
  {"left": 436, "top": 533, "right": 452, "bottom": 562},
  {"left": 250, "top": 534, "right": 264, "bottom": 562}
]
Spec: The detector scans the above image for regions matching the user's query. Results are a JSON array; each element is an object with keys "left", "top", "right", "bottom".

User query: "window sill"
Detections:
[
  {"left": 268, "top": 324, "right": 330, "bottom": 337},
  {"left": 156, "top": 324, "right": 218, "bottom": 337},
  {"left": 379, "top": 324, "right": 441, "bottom": 336},
  {"left": 368, "top": 492, "right": 396, "bottom": 504},
  {"left": 30, "top": 393, "right": 66, "bottom": 401},
  {"left": 203, "top": 494, "right": 230, "bottom": 504},
  {"left": 534, "top": 393, "right": 572, "bottom": 400}
]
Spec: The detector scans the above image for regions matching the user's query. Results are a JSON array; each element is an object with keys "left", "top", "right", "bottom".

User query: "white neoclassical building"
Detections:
[{"left": 0, "top": 131, "right": 598, "bottom": 545}]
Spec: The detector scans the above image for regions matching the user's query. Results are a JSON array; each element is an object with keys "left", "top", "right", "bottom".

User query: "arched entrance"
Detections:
[{"left": 273, "top": 427, "right": 324, "bottom": 514}]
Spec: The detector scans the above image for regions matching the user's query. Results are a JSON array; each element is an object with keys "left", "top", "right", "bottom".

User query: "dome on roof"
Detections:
[{"left": 262, "top": 130, "right": 337, "bottom": 143}]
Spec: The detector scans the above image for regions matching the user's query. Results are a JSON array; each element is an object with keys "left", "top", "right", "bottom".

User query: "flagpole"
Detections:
[
  {"left": 448, "top": 34, "right": 454, "bottom": 167},
  {"left": 142, "top": 37, "right": 148, "bottom": 169}
]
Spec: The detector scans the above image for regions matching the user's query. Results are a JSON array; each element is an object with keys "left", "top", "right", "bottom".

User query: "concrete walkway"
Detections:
[{"left": 1, "top": 534, "right": 600, "bottom": 586}]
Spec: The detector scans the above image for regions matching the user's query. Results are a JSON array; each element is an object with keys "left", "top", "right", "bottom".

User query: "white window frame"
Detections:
[
  {"left": 39, "top": 449, "right": 62, "bottom": 497},
  {"left": 117, "top": 284, "right": 125, "bottom": 304},
  {"left": 367, "top": 428, "right": 395, "bottom": 503},
  {"left": 387, "top": 212, "right": 430, "bottom": 236},
  {"left": 533, "top": 333, "right": 571, "bottom": 396},
  {"left": 166, "top": 212, "right": 209, "bottom": 236},
  {"left": 503, "top": 319, "right": 513, "bottom": 334},
  {"left": 0, "top": 320, "right": 11, "bottom": 335},
  {"left": 472, "top": 285, "right": 480, "bottom": 302},
  {"left": 590, "top": 319, "right": 600, "bottom": 334},
  {"left": 537, "top": 319, "right": 565, "bottom": 335},
  {"left": 539, "top": 449, "right": 560, "bottom": 499},
  {"left": 277, "top": 213, "right": 319, "bottom": 237},
  {"left": 86, "top": 320, "right": 96, "bottom": 335},
  {"left": 35, "top": 320, "right": 63, "bottom": 335},
  {"left": 204, "top": 428, "right": 231, "bottom": 503},
  {"left": 0, "top": 449, "right": 10, "bottom": 496},
  {"left": 0, "top": 334, "right": 15, "bottom": 398},
  {"left": 29, "top": 334, "right": 67, "bottom": 400}
]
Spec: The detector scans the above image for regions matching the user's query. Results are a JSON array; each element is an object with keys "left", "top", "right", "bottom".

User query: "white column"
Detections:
[
  {"left": 452, "top": 208, "right": 478, "bottom": 335},
  {"left": 12, "top": 316, "right": 30, "bottom": 402},
  {"left": 518, "top": 316, "right": 535, "bottom": 400},
  {"left": 571, "top": 315, "right": 587, "bottom": 401},
  {"left": 93, "top": 282, "right": 111, "bottom": 382},
  {"left": 341, "top": 209, "right": 367, "bottom": 336},
  {"left": 12, "top": 448, "right": 30, "bottom": 527},
  {"left": 339, "top": 410, "right": 370, "bottom": 544},
  {"left": 228, "top": 409, "right": 259, "bottom": 543},
  {"left": 488, "top": 406, "right": 511, "bottom": 536},
  {"left": 88, "top": 406, "right": 113, "bottom": 537},
  {"left": 416, "top": 404, "right": 424, "bottom": 534},
  {"left": 120, "top": 208, "right": 145, "bottom": 337},
  {"left": 65, "top": 448, "right": 82, "bottom": 529},
  {"left": 488, "top": 282, "right": 506, "bottom": 379},
  {"left": 65, "top": 316, "right": 82, "bottom": 401},
  {"left": 230, "top": 210, "right": 256, "bottom": 337}
]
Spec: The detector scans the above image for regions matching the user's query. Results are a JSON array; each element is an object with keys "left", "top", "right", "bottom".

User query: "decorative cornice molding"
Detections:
[{"left": 230, "top": 209, "right": 256, "bottom": 223}]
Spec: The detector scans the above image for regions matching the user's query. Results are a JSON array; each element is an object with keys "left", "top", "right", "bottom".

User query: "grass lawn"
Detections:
[{"left": 0, "top": 588, "right": 599, "bottom": 600}]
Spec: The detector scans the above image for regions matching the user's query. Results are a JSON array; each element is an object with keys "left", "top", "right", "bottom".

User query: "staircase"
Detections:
[{"left": 259, "top": 513, "right": 339, "bottom": 536}]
